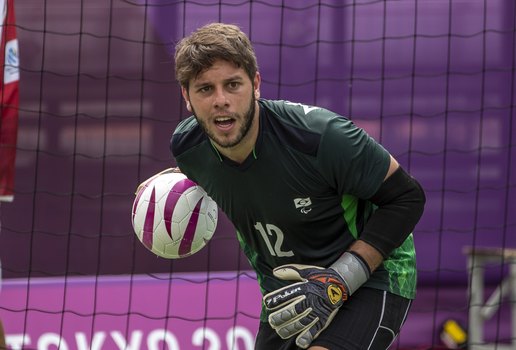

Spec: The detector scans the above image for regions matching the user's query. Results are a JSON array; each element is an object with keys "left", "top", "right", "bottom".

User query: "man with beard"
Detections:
[{"left": 168, "top": 23, "right": 426, "bottom": 350}]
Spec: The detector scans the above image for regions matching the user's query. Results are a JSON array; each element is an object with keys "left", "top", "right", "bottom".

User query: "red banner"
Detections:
[{"left": 0, "top": 0, "right": 19, "bottom": 201}]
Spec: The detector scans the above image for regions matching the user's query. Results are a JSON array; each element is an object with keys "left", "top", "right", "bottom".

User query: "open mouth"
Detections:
[{"left": 214, "top": 117, "right": 235, "bottom": 130}]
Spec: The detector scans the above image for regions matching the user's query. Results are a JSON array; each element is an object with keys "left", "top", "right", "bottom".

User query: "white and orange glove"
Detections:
[{"left": 263, "top": 252, "right": 370, "bottom": 349}]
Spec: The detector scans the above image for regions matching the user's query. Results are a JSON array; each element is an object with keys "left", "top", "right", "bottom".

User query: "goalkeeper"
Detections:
[{"left": 170, "top": 23, "right": 426, "bottom": 350}]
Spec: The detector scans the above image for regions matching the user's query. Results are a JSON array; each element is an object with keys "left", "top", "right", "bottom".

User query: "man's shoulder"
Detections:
[
  {"left": 174, "top": 115, "right": 198, "bottom": 134},
  {"left": 259, "top": 99, "right": 344, "bottom": 131},
  {"left": 170, "top": 116, "right": 207, "bottom": 158},
  {"left": 258, "top": 99, "right": 329, "bottom": 157}
]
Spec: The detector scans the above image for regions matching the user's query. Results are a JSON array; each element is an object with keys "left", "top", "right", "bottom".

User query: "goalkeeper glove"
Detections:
[{"left": 263, "top": 252, "right": 371, "bottom": 349}]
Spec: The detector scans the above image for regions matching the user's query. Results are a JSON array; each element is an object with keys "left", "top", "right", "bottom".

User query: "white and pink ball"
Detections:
[{"left": 131, "top": 172, "right": 218, "bottom": 259}]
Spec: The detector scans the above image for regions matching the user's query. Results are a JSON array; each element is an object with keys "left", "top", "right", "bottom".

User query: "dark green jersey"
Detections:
[{"left": 170, "top": 99, "right": 417, "bottom": 312}]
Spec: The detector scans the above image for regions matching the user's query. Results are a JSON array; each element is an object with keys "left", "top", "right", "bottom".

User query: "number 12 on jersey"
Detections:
[{"left": 254, "top": 222, "right": 294, "bottom": 257}]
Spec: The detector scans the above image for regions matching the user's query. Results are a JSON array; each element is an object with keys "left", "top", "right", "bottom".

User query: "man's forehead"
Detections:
[{"left": 192, "top": 62, "right": 248, "bottom": 84}]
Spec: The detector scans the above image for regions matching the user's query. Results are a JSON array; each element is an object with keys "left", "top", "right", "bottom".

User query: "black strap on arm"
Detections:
[{"left": 359, "top": 166, "right": 426, "bottom": 258}]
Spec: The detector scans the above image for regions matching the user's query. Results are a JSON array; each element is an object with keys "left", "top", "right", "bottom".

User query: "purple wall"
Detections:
[{"left": 1, "top": 0, "right": 515, "bottom": 288}]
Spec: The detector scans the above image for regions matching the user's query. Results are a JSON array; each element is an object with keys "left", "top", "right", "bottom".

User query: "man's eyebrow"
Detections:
[
  {"left": 224, "top": 75, "right": 244, "bottom": 82},
  {"left": 192, "top": 75, "right": 245, "bottom": 89},
  {"left": 191, "top": 81, "right": 210, "bottom": 89}
]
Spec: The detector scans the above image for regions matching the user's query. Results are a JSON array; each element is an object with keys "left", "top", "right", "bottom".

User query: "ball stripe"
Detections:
[
  {"left": 133, "top": 178, "right": 153, "bottom": 217},
  {"left": 142, "top": 187, "right": 156, "bottom": 250},
  {"left": 164, "top": 178, "right": 197, "bottom": 237},
  {"left": 178, "top": 197, "right": 203, "bottom": 256}
]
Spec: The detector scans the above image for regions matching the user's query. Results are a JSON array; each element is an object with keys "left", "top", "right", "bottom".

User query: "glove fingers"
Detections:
[
  {"left": 268, "top": 295, "right": 305, "bottom": 327},
  {"left": 270, "top": 302, "right": 319, "bottom": 340},
  {"left": 274, "top": 312, "right": 313, "bottom": 339},
  {"left": 295, "top": 321, "right": 318, "bottom": 349},
  {"left": 295, "top": 309, "right": 339, "bottom": 349},
  {"left": 266, "top": 264, "right": 349, "bottom": 348}
]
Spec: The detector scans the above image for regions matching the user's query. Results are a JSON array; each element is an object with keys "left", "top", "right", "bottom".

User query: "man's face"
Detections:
[{"left": 182, "top": 60, "right": 260, "bottom": 150}]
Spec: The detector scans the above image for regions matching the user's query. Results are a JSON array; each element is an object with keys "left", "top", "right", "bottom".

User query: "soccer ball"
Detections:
[{"left": 131, "top": 171, "right": 218, "bottom": 259}]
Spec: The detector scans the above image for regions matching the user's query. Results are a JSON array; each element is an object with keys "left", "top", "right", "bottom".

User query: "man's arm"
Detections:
[
  {"left": 355, "top": 155, "right": 426, "bottom": 260},
  {"left": 347, "top": 154, "right": 421, "bottom": 272},
  {"left": 263, "top": 155, "right": 426, "bottom": 349}
]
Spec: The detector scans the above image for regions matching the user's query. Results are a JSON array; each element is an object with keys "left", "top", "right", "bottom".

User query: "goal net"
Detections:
[{"left": 0, "top": 0, "right": 514, "bottom": 349}]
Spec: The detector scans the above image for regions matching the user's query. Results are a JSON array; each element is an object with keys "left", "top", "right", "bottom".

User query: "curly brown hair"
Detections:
[{"left": 174, "top": 23, "right": 259, "bottom": 89}]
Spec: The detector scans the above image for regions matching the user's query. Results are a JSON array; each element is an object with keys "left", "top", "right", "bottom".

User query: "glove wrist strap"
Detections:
[{"left": 330, "top": 251, "right": 370, "bottom": 295}]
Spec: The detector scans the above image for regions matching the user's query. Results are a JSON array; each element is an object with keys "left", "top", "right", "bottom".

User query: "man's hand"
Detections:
[
  {"left": 263, "top": 251, "right": 371, "bottom": 348},
  {"left": 263, "top": 264, "right": 349, "bottom": 349}
]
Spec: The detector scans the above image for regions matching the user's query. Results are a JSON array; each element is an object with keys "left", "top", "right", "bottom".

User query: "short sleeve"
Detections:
[{"left": 317, "top": 116, "right": 390, "bottom": 199}]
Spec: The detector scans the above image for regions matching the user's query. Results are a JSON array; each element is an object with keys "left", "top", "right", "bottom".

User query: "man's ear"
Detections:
[
  {"left": 181, "top": 86, "right": 192, "bottom": 112},
  {"left": 254, "top": 72, "right": 261, "bottom": 99}
]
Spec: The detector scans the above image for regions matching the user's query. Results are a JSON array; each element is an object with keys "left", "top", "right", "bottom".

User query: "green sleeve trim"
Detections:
[
  {"left": 236, "top": 230, "right": 269, "bottom": 322},
  {"left": 341, "top": 194, "right": 358, "bottom": 239}
]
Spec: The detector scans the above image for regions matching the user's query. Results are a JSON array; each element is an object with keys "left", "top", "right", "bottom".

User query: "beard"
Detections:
[{"left": 191, "top": 92, "right": 256, "bottom": 149}]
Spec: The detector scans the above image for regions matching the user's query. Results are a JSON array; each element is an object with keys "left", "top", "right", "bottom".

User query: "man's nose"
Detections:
[{"left": 213, "top": 88, "right": 229, "bottom": 108}]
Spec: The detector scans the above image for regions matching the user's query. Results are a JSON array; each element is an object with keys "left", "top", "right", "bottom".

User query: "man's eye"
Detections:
[
  {"left": 198, "top": 86, "right": 211, "bottom": 93},
  {"left": 228, "top": 82, "right": 240, "bottom": 89}
]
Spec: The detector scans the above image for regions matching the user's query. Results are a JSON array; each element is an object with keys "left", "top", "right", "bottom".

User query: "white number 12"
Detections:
[{"left": 254, "top": 222, "right": 294, "bottom": 257}]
